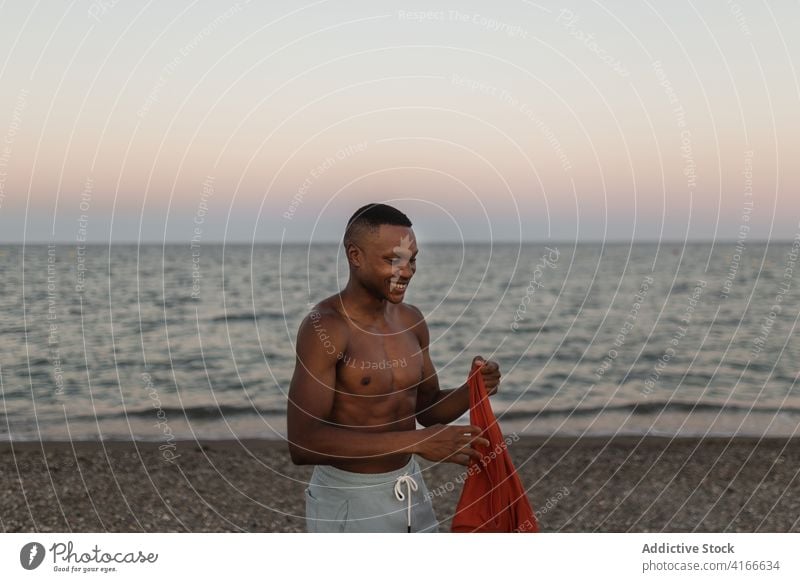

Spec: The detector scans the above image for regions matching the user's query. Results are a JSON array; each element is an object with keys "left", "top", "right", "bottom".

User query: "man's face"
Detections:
[{"left": 353, "top": 225, "right": 418, "bottom": 303}]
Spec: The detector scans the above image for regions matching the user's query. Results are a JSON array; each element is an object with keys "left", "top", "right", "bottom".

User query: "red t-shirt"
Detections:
[{"left": 451, "top": 361, "right": 539, "bottom": 533}]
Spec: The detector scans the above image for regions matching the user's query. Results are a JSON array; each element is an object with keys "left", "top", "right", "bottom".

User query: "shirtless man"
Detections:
[{"left": 287, "top": 203, "right": 502, "bottom": 533}]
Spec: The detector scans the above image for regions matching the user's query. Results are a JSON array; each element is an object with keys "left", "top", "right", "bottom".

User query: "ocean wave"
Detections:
[
  {"left": 496, "top": 399, "right": 800, "bottom": 420},
  {"left": 210, "top": 311, "right": 284, "bottom": 322},
  {"left": 121, "top": 404, "right": 285, "bottom": 420}
]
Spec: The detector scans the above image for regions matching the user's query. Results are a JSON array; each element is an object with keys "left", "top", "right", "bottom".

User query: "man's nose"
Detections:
[{"left": 394, "top": 261, "right": 413, "bottom": 278}]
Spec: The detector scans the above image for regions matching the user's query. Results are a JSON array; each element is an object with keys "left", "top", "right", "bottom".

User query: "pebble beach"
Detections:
[{"left": 2, "top": 436, "right": 798, "bottom": 533}]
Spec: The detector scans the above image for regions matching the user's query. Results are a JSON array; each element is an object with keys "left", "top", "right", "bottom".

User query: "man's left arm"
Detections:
[{"left": 410, "top": 307, "right": 501, "bottom": 427}]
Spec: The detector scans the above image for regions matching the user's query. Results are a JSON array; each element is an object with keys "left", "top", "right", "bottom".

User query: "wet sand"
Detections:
[{"left": 2, "top": 436, "right": 798, "bottom": 532}]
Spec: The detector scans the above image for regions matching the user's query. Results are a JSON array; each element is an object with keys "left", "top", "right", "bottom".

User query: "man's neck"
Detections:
[{"left": 338, "top": 281, "right": 390, "bottom": 324}]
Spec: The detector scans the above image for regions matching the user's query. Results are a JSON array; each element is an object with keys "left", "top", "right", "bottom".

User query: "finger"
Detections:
[
  {"left": 483, "top": 377, "right": 501, "bottom": 389},
  {"left": 468, "top": 435, "right": 490, "bottom": 448},
  {"left": 467, "top": 448, "right": 484, "bottom": 462},
  {"left": 449, "top": 453, "right": 471, "bottom": 466},
  {"left": 485, "top": 361, "right": 499, "bottom": 373},
  {"left": 466, "top": 424, "right": 483, "bottom": 436}
]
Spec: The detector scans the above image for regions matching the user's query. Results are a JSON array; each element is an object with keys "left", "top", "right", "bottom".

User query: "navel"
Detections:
[{"left": 360, "top": 376, "right": 371, "bottom": 386}]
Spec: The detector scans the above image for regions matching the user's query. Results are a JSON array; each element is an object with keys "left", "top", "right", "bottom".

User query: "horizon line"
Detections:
[{"left": 3, "top": 238, "right": 796, "bottom": 245}]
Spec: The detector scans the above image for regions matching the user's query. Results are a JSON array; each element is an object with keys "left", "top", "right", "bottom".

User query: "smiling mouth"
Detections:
[{"left": 390, "top": 280, "right": 409, "bottom": 293}]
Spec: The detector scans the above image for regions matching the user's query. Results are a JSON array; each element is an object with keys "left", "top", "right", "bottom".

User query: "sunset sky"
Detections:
[{"left": 0, "top": 0, "right": 798, "bottom": 243}]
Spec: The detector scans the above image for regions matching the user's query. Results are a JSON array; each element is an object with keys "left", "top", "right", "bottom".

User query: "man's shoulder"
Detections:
[
  {"left": 397, "top": 303, "right": 428, "bottom": 344},
  {"left": 296, "top": 299, "right": 349, "bottom": 358},
  {"left": 299, "top": 297, "right": 348, "bottom": 333},
  {"left": 303, "top": 295, "right": 345, "bottom": 325},
  {"left": 397, "top": 302, "right": 425, "bottom": 324}
]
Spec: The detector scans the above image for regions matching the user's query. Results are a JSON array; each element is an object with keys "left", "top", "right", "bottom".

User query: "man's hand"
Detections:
[
  {"left": 473, "top": 355, "right": 501, "bottom": 396},
  {"left": 414, "top": 424, "right": 490, "bottom": 466}
]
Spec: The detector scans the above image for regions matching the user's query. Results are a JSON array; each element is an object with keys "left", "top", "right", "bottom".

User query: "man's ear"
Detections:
[{"left": 345, "top": 241, "right": 362, "bottom": 268}]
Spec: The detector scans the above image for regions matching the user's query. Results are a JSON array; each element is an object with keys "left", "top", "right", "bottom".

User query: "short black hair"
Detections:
[{"left": 343, "top": 203, "right": 412, "bottom": 247}]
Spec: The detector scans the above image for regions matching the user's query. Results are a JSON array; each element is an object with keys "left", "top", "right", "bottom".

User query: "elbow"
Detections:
[
  {"left": 415, "top": 412, "right": 434, "bottom": 428},
  {"left": 287, "top": 441, "right": 312, "bottom": 465},
  {"left": 287, "top": 422, "right": 322, "bottom": 465},
  {"left": 287, "top": 413, "right": 317, "bottom": 465}
]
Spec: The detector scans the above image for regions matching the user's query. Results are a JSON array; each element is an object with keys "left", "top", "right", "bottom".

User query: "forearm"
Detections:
[
  {"left": 289, "top": 421, "right": 423, "bottom": 465},
  {"left": 417, "top": 382, "right": 470, "bottom": 426}
]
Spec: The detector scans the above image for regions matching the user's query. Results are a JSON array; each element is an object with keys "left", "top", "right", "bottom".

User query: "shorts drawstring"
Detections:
[{"left": 393, "top": 473, "right": 418, "bottom": 532}]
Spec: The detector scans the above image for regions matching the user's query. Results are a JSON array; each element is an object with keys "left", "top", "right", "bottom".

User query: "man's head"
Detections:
[{"left": 343, "top": 203, "right": 418, "bottom": 303}]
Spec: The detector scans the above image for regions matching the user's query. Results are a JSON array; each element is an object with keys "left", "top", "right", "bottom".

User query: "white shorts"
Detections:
[{"left": 305, "top": 455, "right": 440, "bottom": 533}]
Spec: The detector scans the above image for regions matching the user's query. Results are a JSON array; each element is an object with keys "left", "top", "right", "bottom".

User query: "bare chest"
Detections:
[{"left": 336, "top": 327, "right": 423, "bottom": 396}]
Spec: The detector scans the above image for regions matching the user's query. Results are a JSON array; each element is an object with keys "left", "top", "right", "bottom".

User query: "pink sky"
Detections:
[{"left": 0, "top": 1, "right": 798, "bottom": 242}]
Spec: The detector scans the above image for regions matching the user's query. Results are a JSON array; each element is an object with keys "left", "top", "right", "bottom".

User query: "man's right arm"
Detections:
[{"left": 285, "top": 310, "right": 487, "bottom": 466}]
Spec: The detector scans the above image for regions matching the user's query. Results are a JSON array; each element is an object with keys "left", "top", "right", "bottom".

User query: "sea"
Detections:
[{"left": 1, "top": 241, "right": 799, "bottom": 442}]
